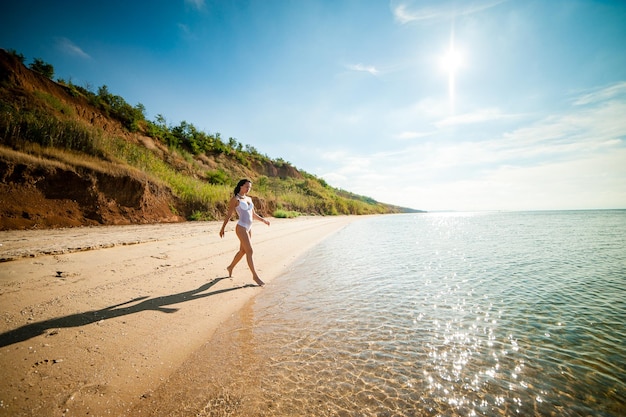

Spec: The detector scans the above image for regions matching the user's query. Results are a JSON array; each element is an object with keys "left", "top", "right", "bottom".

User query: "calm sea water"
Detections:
[{"left": 200, "top": 211, "right": 626, "bottom": 417}]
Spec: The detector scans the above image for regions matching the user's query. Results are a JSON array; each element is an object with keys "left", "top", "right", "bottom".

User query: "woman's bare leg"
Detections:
[
  {"left": 226, "top": 246, "right": 245, "bottom": 277},
  {"left": 235, "top": 225, "right": 264, "bottom": 286}
]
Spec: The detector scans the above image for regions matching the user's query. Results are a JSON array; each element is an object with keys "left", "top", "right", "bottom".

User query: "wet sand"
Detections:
[{"left": 0, "top": 216, "right": 359, "bottom": 417}]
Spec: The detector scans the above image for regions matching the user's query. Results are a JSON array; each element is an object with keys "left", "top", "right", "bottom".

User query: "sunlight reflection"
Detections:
[{"left": 439, "top": 27, "right": 465, "bottom": 115}]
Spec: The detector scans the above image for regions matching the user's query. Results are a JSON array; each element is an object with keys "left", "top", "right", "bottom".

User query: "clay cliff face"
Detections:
[{"left": 0, "top": 151, "right": 185, "bottom": 230}]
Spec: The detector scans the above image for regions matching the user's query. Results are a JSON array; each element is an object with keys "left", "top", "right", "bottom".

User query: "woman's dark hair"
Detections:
[{"left": 234, "top": 179, "right": 251, "bottom": 196}]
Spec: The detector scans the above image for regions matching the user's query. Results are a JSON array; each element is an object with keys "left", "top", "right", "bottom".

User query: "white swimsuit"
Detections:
[{"left": 235, "top": 198, "right": 254, "bottom": 231}]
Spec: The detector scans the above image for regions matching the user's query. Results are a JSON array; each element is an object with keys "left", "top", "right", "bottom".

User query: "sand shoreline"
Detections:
[{"left": 0, "top": 216, "right": 361, "bottom": 417}]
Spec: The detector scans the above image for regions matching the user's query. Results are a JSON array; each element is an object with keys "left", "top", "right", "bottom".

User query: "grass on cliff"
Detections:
[
  {"left": 1, "top": 109, "right": 232, "bottom": 211},
  {"left": 1, "top": 106, "right": 397, "bottom": 218}
]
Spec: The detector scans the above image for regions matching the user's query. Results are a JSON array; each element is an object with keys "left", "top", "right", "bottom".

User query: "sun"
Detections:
[
  {"left": 440, "top": 48, "right": 463, "bottom": 74},
  {"left": 439, "top": 36, "right": 464, "bottom": 114}
]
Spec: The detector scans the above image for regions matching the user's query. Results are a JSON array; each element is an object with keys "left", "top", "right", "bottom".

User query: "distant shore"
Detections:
[{"left": 0, "top": 216, "right": 361, "bottom": 417}]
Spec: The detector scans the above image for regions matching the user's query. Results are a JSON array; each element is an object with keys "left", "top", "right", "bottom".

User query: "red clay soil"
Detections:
[{"left": 0, "top": 157, "right": 185, "bottom": 231}]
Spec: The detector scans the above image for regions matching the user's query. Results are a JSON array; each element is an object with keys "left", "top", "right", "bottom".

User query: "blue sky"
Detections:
[{"left": 2, "top": 0, "right": 625, "bottom": 211}]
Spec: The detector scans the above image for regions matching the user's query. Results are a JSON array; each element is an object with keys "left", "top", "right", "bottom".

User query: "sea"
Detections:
[{"left": 187, "top": 210, "right": 626, "bottom": 417}]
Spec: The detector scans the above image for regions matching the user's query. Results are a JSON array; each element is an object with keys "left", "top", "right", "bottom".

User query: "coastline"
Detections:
[{"left": 0, "top": 216, "right": 361, "bottom": 417}]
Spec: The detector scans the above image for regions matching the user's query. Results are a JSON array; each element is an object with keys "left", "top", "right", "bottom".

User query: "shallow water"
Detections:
[{"left": 198, "top": 211, "right": 626, "bottom": 416}]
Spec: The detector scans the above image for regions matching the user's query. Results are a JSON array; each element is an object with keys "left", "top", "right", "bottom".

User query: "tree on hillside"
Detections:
[
  {"left": 29, "top": 58, "right": 54, "bottom": 79},
  {"left": 95, "top": 84, "right": 146, "bottom": 131},
  {"left": 7, "top": 49, "right": 25, "bottom": 63}
]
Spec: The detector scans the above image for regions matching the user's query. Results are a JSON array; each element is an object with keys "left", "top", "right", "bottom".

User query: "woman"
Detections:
[{"left": 219, "top": 179, "right": 270, "bottom": 286}]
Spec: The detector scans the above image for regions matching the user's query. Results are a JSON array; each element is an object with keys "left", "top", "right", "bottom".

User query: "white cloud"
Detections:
[
  {"left": 178, "top": 23, "right": 190, "bottom": 34},
  {"left": 477, "top": 149, "right": 626, "bottom": 210},
  {"left": 385, "top": 97, "right": 450, "bottom": 132},
  {"left": 56, "top": 38, "right": 91, "bottom": 59},
  {"left": 185, "top": 0, "right": 205, "bottom": 11},
  {"left": 391, "top": 0, "right": 508, "bottom": 24},
  {"left": 178, "top": 23, "right": 198, "bottom": 40},
  {"left": 320, "top": 150, "right": 372, "bottom": 173},
  {"left": 394, "top": 131, "right": 434, "bottom": 140},
  {"left": 346, "top": 63, "right": 379, "bottom": 76},
  {"left": 314, "top": 80, "right": 626, "bottom": 211},
  {"left": 572, "top": 81, "right": 626, "bottom": 106},
  {"left": 391, "top": 3, "right": 442, "bottom": 24},
  {"left": 436, "top": 108, "right": 521, "bottom": 128},
  {"left": 382, "top": 146, "right": 626, "bottom": 211},
  {"left": 500, "top": 99, "right": 626, "bottom": 154}
]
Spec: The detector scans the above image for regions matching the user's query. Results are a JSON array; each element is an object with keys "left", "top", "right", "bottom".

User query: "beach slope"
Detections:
[{"left": 0, "top": 216, "right": 357, "bottom": 417}]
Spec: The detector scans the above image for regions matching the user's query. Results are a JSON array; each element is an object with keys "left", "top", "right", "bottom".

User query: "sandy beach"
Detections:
[{"left": 0, "top": 216, "right": 359, "bottom": 417}]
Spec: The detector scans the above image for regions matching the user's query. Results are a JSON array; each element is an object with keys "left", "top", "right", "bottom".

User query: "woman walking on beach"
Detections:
[{"left": 219, "top": 179, "right": 270, "bottom": 286}]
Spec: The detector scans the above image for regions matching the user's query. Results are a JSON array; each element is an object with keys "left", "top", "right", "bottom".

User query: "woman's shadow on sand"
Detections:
[{"left": 0, "top": 277, "right": 256, "bottom": 347}]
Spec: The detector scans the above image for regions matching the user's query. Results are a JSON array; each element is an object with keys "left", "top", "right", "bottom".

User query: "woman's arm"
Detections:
[
  {"left": 219, "top": 197, "right": 239, "bottom": 237},
  {"left": 253, "top": 210, "right": 270, "bottom": 226}
]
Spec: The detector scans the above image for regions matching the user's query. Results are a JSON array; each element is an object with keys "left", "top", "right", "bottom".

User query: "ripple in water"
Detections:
[{"left": 199, "top": 211, "right": 626, "bottom": 417}]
